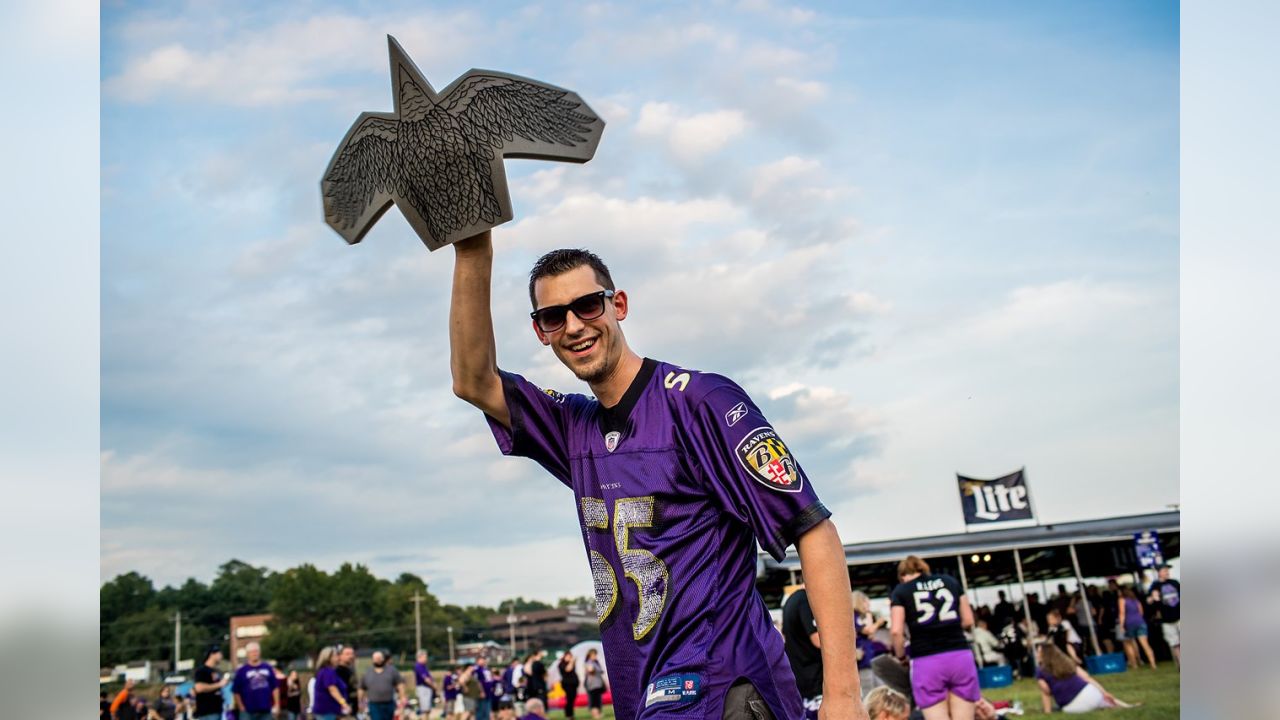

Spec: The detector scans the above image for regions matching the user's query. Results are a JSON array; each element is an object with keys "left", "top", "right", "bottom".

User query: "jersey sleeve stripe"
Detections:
[{"left": 764, "top": 501, "right": 832, "bottom": 562}]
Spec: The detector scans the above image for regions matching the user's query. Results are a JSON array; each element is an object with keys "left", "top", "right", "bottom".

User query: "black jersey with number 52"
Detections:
[{"left": 890, "top": 573, "right": 970, "bottom": 658}]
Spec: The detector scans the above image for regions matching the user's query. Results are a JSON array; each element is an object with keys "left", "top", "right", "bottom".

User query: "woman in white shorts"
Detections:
[{"left": 1035, "top": 643, "right": 1135, "bottom": 714}]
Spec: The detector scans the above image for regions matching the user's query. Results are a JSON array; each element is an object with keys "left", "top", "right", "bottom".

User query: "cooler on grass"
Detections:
[
  {"left": 1085, "top": 652, "right": 1128, "bottom": 675},
  {"left": 978, "top": 665, "right": 1013, "bottom": 689}
]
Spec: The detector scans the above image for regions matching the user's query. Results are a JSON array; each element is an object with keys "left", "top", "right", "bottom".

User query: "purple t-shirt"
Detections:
[
  {"left": 414, "top": 662, "right": 435, "bottom": 689},
  {"left": 486, "top": 359, "right": 830, "bottom": 720},
  {"left": 443, "top": 672, "right": 459, "bottom": 701},
  {"left": 313, "top": 666, "right": 347, "bottom": 715},
  {"left": 1036, "top": 668, "right": 1088, "bottom": 709},
  {"left": 475, "top": 665, "right": 497, "bottom": 698},
  {"left": 232, "top": 662, "right": 279, "bottom": 712},
  {"left": 1122, "top": 597, "right": 1145, "bottom": 629}
]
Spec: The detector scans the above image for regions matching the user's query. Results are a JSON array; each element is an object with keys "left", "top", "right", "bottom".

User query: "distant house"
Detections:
[
  {"left": 230, "top": 613, "right": 273, "bottom": 662},
  {"left": 487, "top": 604, "right": 598, "bottom": 655}
]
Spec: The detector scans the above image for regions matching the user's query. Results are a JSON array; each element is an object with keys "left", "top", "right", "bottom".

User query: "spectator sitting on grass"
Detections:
[{"left": 1035, "top": 643, "right": 1137, "bottom": 714}]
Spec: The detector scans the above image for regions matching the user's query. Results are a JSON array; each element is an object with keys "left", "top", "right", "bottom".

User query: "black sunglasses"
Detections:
[{"left": 530, "top": 290, "right": 616, "bottom": 332}]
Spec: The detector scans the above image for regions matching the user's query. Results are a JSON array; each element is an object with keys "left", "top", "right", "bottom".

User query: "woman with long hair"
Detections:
[
  {"left": 556, "top": 650, "right": 580, "bottom": 719},
  {"left": 581, "top": 649, "right": 606, "bottom": 720},
  {"left": 283, "top": 670, "right": 303, "bottom": 720},
  {"left": 148, "top": 684, "right": 176, "bottom": 720},
  {"left": 1035, "top": 643, "right": 1133, "bottom": 713},
  {"left": 312, "top": 646, "right": 352, "bottom": 720},
  {"left": 852, "top": 591, "right": 885, "bottom": 695},
  {"left": 1116, "top": 587, "right": 1157, "bottom": 670},
  {"left": 889, "top": 556, "right": 979, "bottom": 720}
]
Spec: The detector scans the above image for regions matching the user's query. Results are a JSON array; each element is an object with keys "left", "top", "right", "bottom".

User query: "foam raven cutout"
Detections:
[{"left": 322, "top": 36, "right": 605, "bottom": 250}]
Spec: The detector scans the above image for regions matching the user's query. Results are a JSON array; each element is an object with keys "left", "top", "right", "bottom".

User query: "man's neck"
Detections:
[{"left": 589, "top": 351, "right": 644, "bottom": 407}]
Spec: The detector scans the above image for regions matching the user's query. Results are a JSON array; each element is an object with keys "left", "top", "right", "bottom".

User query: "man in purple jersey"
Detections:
[
  {"left": 448, "top": 231, "right": 865, "bottom": 720},
  {"left": 231, "top": 642, "right": 280, "bottom": 720}
]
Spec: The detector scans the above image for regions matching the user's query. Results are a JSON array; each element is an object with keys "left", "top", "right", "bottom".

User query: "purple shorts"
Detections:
[{"left": 910, "top": 649, "right": 980, "bottom": 709}]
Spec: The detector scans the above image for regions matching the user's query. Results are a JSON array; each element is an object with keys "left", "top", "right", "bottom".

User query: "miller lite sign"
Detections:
[{"left": 957, "top": 468, "right": 1036, "bottom": 530}]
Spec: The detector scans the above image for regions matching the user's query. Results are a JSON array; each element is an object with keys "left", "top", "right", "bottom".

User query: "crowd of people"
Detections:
[
  {"left": 100, "top": 560, "right": 1179, "bottom": 720},
  {"left": 105, "top": 243, "right": 1181, "bottom": 719},
  {"left": 101, "top": 642, "right": 612, "bottom": 720},
  {"left": 782, "top": 556, "right": 1181, "bottom": 718},
  {"left": 961, "top": 562, "right": 1181, "bottom": 678}
]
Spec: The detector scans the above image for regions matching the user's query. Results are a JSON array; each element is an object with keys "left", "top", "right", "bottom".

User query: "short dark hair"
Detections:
[{"left": 528, "top": 249, "right": 615, "bottom": 309}]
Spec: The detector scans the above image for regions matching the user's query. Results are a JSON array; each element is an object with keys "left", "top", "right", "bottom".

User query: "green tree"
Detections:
[
  {"left": 101, "top": 572, "right": 156, "bottom": 624},
  {"left": 261, "top": 622, "right": 311, "bottom": 666},
  {"left": 499, "top": 597, "right": 553, "bottom": 612},
  {"left": 207, "top": 560, "right": 273, "bottom": 619},
  {"left": 267, "top": 563, "right": 334, "bottom": 658},
  {"left": 101, "top": 606, "right": 171, "bottom": 667}
]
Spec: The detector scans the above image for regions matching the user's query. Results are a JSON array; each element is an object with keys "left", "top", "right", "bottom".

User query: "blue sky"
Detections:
[{"left": 101, "top": 0, "right": 1178, "bottom": 605}]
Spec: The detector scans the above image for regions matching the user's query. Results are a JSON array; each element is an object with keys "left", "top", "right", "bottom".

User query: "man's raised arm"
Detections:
[{"left": 449, "top": 230, "right": 509, "bottom": 428}]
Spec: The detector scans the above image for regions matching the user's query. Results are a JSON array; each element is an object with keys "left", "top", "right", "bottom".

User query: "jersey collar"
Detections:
[{"left": 597, "top": 357, "right": 658, "bottom": 435}]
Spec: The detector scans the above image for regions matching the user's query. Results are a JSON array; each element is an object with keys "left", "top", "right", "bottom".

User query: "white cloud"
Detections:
[
  {"left": 232, "top": 224, "right": 319, "bottom": 277},
  {"left": 105, "top": 11, "right": 482, "bottom": 106},
  {"left": 827, "top": 279, "right": 1177, "bottom": 542},
  {"left": 634, "top": 102, "right": 750, "bottom": 164},
  {"left": 735, "top": 0, "right": 817, "bottom": 26},
  {"left": 773, "top": 76, "right": 829, "bottom": 103}
]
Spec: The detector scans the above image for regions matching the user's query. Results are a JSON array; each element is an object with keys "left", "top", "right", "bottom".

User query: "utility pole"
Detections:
[
  {"left": 506, "top": 602, "right": 518, "bottom": 658},
  {"left": 447, "top": 626, "right": 455, "bottom": 663},
  {"left": 173, "top": 610, "right": 182, "bottom": 670},
  {"left": 412, "top": 592, "right": 424, "bottom": 653}
]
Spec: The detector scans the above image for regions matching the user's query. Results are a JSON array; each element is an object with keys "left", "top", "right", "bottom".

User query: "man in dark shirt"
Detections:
[
  {"left": 337, "top": 645, "right": 358, "bottom": 718},
  {"left": 524, "top": 650, "right": 548, "bottom": 707},
  {"left": 992, "top": 590, "right": 1014, "bottom": 633},
  {"left": 1148, "top": 564, "right": 1181, "bottom": 668},
  {"left": 782, "top": 587, "right": 824, "bottom": 718},
  {"left": 192, "top": 647, "right": 230, "bottom": 720}
]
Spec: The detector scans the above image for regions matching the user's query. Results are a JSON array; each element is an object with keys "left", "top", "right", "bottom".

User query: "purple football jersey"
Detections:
[{"left": 486, "top": 358, "right": 831, "bottom": 720}]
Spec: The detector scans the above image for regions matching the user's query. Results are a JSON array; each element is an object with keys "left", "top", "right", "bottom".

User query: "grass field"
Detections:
[
  {"left": 982, "top": 663, "right": 1180, "bottom": 718},
  {"left": 581, "top": 664, "right": 1179, "bottom": 719}
]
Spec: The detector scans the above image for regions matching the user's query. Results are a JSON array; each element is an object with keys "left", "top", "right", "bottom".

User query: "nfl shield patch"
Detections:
[
  {"left": 604, "top": 431, "right": 621, "bottom": 453},
  {"left": 735, "top": 426, "right": 803, "bottom": 493}
]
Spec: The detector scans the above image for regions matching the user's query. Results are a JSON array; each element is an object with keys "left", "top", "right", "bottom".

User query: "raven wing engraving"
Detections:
[
  {"left": 445, "top": 74, "right": 600, "bottom": 152},
  {"left": 321, "top": 117, "right": 402, "bottom": 242},
  {"left": 320, "top": 36, "right": 605, "bottom": 250}
]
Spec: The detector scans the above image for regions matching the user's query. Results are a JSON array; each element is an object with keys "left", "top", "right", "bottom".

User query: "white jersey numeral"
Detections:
[
  {"left": 664, "top": 371, "right": 690, "bottom": 392},
  {"left": 580, "top": 495, "right": 670, "bottom": 640},
  {"left": 913, "top": 588, "right": 958, "bottom": 625}
]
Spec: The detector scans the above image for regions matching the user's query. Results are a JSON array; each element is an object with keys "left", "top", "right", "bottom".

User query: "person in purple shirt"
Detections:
[
  {"left": 474, "top": 656, "right": 495, "bottom": 720},
  {"left": 443, "top": 666, "right": 462, "bottom": 720},
  {"left": 232, "top": 642, "right": 280, "bottom": 720},
  {"left": 415, "top": 650, "right": 438, "bottom": 716},
  {"left": 312, "top": 646, "right": 352, "bottom": 720},
  {"left": 1116, "top": 587, "right": 1157, "bottom": 670},
  {"left": 1034, "top": 643, "right": 1131, "bottom": 713},
  {"left": 448, "top": 234, "right": 866, "bottom": 720}
]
